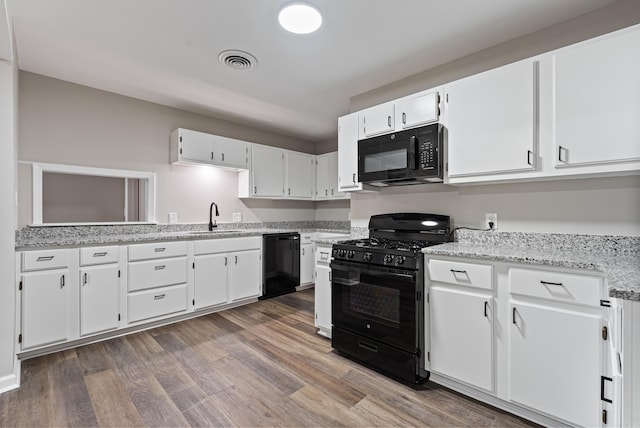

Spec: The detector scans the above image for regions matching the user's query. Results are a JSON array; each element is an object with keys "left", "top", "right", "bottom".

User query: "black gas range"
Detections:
[{"left": 330, "top": 213, "right": 450, "bottom": 385}]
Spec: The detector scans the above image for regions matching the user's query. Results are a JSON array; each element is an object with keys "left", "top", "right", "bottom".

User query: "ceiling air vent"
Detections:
[{"left": 219, "top": 50, "right": 257, "bottom": 70}]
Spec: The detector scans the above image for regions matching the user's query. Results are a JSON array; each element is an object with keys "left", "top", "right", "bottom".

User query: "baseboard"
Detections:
[{"left": 0, "top": 359, "right": 21, "bottom": 394}]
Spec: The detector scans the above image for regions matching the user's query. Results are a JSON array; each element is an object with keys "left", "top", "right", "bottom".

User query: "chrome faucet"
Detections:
[{"left": 209, "top": 202, "right": 219, "bottom": 231}]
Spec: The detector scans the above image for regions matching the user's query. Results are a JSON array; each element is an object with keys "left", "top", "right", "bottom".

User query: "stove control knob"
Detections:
[
  {"left": 363, "top": 252, "right": 372, "bottom": 262},
  {"left": 384, "top": 254, "right": 394, "bottom": 264},
  {"left": 396, "top": 256, "right": 405, "bottom": 265},
  {"left": 338, "top": 249, "right": 346, "bottom": 258},
  {"left": 347, "top": 250, "right": 355, "bottom": 259},
  {"left": 332, "top": 249, "right": 338, "bottom": 257}
]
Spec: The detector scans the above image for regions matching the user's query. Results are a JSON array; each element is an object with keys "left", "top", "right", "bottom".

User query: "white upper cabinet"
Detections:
[
  {"left": 215, "top": 135, "right": 249, "bottom": 169},
  {"left": 249, "top": 145, "right": 285, "bottom": 198},
  {"left": 170, "top": 128, "right": 250, "bottom": 170},
  {"left": 337, "top": 113, "right": 363, "bottom": 192},
  {"left": 444, "top": 58, "right": 538, "bottom": 179},
  {"left": 359, "top": 102, "right": 395, "bottom": 138},
  {"left": 547, "top": 25, "right": 640, "bottom": 169},
  {"left": 395, "top": 91, "right": 440, "bottom": 130},
  {"left": 172, "top": 128, "right": 215, "bottom": 164},
  {"left": 286, "top": 151, "right": 315, "bottom": 199},
  {"left": 316, "top": 152, "right": 347, "bottom": 200}
]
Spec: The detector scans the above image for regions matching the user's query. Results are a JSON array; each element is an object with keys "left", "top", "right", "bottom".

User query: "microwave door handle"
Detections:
[{"left": 408, "top": 136, "right": 417, "bottom": 169}]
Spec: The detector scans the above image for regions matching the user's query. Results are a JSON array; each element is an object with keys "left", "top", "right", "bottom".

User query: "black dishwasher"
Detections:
[{"left": 260, "top": 232, "right": 300, "bottom": 300}]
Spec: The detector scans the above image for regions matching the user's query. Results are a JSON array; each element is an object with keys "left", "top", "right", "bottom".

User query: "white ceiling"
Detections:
[{"left": 5, "top": 0, "right": 615, "bottom": 142}]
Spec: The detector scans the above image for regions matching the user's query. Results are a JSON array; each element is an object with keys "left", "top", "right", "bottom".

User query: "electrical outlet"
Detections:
[
  {"left": 168, "top": 212, "right": 178, "bottom": 224},
  {"left": 232, "top": 212, "right": 242, "bottom": 223},
  {"left": 485, "top": 213, "right": 498, "bottom": 230}
]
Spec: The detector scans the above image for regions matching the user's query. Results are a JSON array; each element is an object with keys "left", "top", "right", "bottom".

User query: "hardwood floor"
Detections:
[{"left": 0, "top": 289, "right": 536, "bottom": 427}]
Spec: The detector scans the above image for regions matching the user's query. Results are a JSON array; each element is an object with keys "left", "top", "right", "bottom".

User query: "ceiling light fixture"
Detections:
[{"left": 278, "top": 2, "right": 322, "bottom": 34}]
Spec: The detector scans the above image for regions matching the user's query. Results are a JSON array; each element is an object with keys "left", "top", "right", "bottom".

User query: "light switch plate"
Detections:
[
  {"left": 232, "top": 212, "right": 242, "bottom": 223},
  {"left": 168, "top": 212, "right": 178, "bottom": 224}
]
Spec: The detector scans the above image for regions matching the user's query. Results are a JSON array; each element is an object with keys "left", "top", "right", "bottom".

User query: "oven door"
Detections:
[{"left": 331, "top": 260, "right": 418, "bottom": 352}]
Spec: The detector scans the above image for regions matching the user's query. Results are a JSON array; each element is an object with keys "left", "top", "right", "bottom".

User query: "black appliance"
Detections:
[
  {"left": 260, "top": 232, "right": 300, "bottom": 300},
  {"left": 358, "top": 123, "right": 443, "bottom": 187},
  {"left": 331, "top": 213, "right": 450, "bottom": 384}
]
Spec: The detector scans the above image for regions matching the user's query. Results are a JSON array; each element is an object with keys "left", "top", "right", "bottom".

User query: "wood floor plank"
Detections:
[
  {"left": 0, "top": 358, "right": 52, "bottom": 427},
  {"left": 6, "top": 288, "right": 539, "bottom": 428},
  {"left": 48, "top": 354, "right": 99, "bottom": 427},
  {"left": 84, "top": 369, "right": 145, "bottom": 427}
]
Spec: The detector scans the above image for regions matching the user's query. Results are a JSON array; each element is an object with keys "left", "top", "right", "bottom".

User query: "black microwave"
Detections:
[{"left": 358, "top": 123, "right": 443, "bottom": 186}]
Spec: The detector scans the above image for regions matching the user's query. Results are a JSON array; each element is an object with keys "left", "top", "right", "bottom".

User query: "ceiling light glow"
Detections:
[{"left": 278, "top": 3, "right": 322, "bottom": 34}]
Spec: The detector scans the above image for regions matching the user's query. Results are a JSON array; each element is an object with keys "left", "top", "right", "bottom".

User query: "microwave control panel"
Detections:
[{"left": 418, "top": 140, "right": 437, "bottom": 170}]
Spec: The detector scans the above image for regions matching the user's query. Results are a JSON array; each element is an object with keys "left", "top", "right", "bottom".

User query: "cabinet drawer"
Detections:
[
  {"left": 128, "top": 257, "right": 187, "bottom": 292},
  {"left": 194, "top": 237, "right": 261, "bottom": 255},
  {"left": 128, "top": 241, "right": 187, "bottom": 261},
  {"left": 509, "top": 268, "right": 602, "bottom": 307},
  {"left": 428, "top": 259, "right": 493, "bottom": 290},
  {"left": 300, "top": 234, "right": 313, "bottom": 244},
  {"left": 22, "top": 249, "right": 70, "bottom": 271},
  {"left": 315, "top": 245, "right": 333, "bottom": 264},
  {"left": 80, "top": 246, "right": 119, "bottom": 266},
  {"left": 127, "top": 284, "right": 187, "bottom": 323}
]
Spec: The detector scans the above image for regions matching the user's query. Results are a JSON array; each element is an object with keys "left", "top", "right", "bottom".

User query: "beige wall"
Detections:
[
  {"left": 349, "top": 0, "right": 640, "bottom": 236},
  {"left": 18, "top": 72, "right": 324, "bottom": 226}
]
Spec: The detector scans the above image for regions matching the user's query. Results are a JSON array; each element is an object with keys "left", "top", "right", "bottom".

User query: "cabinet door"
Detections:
[
  {"left": 21, "top": 270, "right": 69, "bottom": 349},
  {"left": 217, "top": 136, "right": 249, "bottom": 169},
  {"left": 252, "top": 146, "right": 284, "bottom": 197},
  {"left": 80, "top": 265, "right": 119, "bottom": 336},
  {"left": 337, "top": 113, "right": 362, "bottom": 191},
  {"left": 396, "top": 91, "right": 439, "bottom": 129},
  {"left": 230, "top": 249, "right": 261, "bottom": 301},
  {"left": 359, "top": 102, "right": 394, "bottom": 138},
  {"left": 180, "top": 129, "right": 215, "bottom": 163},
  {"left": 328, "top": 152, "right": 346, "bottom": 198},
  {"left": 315, "top": 154, "right": 331, "bottom": 199},
  {"left": 552, "top": 26, "right": 640, "bottom": 167},
  {"left": 194, "top": 253, "right": 228, "bottom": 309},
  {"left": 300, "top": 243, "right": 314, "bottom": 285},
  {"left": 286, "top": 152, "right": 314, "bottom": 199},
  {"left": 509, "top": 301, "right": 601, "bottom": 427},
  {"left": 429, "top": 286, "right": 493, "bottom": 392},
  {"left": 314, "top": 264, "right": 331, "bottom": 335},
  {"left": 445, "top": 59, "right": 537, "bottom": 177}
]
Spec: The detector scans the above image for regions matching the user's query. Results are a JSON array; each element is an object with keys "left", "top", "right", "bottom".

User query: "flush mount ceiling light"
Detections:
[{"left": 278, "top": 2, "right": 322, "bottom": 34}]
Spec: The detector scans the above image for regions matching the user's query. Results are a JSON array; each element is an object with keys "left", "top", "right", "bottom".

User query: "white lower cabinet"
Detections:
[
  {"left": 509, "top": 300, "right": 602, "bottom": 427},
  {"left": 426, "top": 256, "right": 619, "bottom": 427},
  {"left": 21, "top": 269, "right": 70, "bottom": 350},
  {"left": 300, "top": 236, "right": 314, "bottom": 285},
  {"left": 128, "top": 284, "right": 188, "bottom": 323},
  {"left": 80, "top": 264, "right": 120, "bottom": 336},
  {"left": 429, "top": 286, "right": 493, "bottom": 392},
  {"left": 193, "top": 237, "right": 262, "bottom": 309},
  {"left": 314, "top": 242, "right": 334, "bottom": 338},
  {"left": 193, "top": 253, "right": 228, "bottom": 309}
]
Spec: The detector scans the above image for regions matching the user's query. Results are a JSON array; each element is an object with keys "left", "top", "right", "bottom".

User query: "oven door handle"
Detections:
[
  {"left": 330, "top": 262, "right": 416, "bottom": 282},
  {"left": 407, "top": 135, "right": 417, "bottom": 170}
]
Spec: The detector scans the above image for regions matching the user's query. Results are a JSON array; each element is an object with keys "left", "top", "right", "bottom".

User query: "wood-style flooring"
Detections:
[{"left": 0, "top": 289, "right": 536, "bottom": 427}]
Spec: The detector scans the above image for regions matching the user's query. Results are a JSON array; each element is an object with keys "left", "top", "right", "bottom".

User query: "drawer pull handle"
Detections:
[
  {"left": 359, "top": 341, "right": 378, "bottom": 353},
  {"left": 154, "top": 265, "right": 166, "bottom": 270},
  {"left": 154, "top": 294, "right": 165, "bottom": 300},
  {"left": 540, "top": 280, "right": 563, "bottom": 286},
  {"left": 93, "top": 252, "right": 107, "bottom": 257},
  {"left": 154, "top": 248, "right": 166, "bottom": 252},
  {"left": 36, "top": 256, "right": 54, "bottom": 262},
  {"left": 450, "top": 269, "right": 467, "bottom": 274}
]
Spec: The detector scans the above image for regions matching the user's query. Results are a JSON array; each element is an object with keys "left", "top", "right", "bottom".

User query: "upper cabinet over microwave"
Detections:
[{"left": 358, "top": 90, "right": 441, "bottom": 139}]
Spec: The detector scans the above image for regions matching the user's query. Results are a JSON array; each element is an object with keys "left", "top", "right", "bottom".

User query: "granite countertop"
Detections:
[
  {"left": 422, "top": 231, "right": 640, "bottom": 301},
  {"left": 14, "top": 221, "right": 351, "bottom": 250}
]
